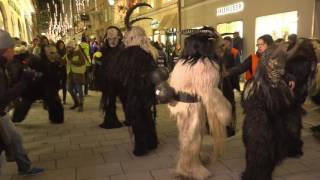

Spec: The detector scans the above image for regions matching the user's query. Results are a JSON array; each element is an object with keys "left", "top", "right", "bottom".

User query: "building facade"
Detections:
[
  {"left": 0, "top": 0, "right": 36, "bottom": 42},
  {"left": 108, "top": 0, "right": 179, "bottom": 45},
  {"left": 182, "top": 0, "right": 319, "bottom": 57}
]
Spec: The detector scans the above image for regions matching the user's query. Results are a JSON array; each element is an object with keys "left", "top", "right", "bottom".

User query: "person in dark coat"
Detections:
[
  {"left": 11, "top": 44, "right": 64, "bottom": 124},
  {"left": 0, "top": 29, "right": 44, "bottom": 176},
  {"left": 56, "top": 40, "right": 67, "bottom": 104}
]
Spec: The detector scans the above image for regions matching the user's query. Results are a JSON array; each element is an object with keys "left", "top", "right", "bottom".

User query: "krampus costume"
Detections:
[
  {"left": 10, "top": 44, "right": 64, "bottom": 124},
  {"left": 99, "top": 26, "right": 125, "bottom": 129},
  {"left": 284, "top": 39, "right": 318, "bottom": 157},
  {"left": 241, "top": 40, "right": 317, "bottom": 180},
  {"left": 102, "top": 3, "right": 158, "bottom": 156},
  {"left": 167, "top": 28, "right": 231, "bottom": 179}
]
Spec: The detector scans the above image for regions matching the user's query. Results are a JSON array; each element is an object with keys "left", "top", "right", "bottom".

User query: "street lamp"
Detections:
[{"left": 108, "top": 0, "right": 114, "bottom": 6}]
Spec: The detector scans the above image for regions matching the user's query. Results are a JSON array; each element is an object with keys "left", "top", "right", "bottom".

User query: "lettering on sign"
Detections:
[{"left": 217, "top": 2, "right": 244, "bottom": 16}]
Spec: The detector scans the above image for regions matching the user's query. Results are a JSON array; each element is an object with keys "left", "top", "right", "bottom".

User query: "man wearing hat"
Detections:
[{"left": 0, "top": 30, "right": 44, "bottom": 176}]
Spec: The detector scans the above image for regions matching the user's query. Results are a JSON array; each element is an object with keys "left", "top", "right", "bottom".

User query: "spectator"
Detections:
[
  {"left": 152, "top": 41, "right": 168, "bottom": 68},
  {"left": 56, "top": 40, "right": 67, "bottom": 104},
  {"left": 0, "top": 29, "right": 44, "bottom": 176},
  {"left": 64, "top": 41, "right": 86, "bottom": 112}
]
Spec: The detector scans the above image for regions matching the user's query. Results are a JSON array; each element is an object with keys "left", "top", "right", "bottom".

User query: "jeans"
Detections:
[
  {"left": 68, "top": 82, "right": 84, "bottom": 103},
  {"left": 0, "top": 115, "right": 31, "bottom": 172}
]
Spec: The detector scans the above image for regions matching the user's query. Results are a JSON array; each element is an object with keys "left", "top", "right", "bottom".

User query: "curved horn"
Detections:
[
  {"left": 125, "top": 2, "right": 152, "bottom": 30},
  {"left": 130, "top": 17, "right": 153, "bottom": 25}
]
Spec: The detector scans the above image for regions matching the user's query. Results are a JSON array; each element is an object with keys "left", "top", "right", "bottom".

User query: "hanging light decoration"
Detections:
[{"left": 45, "top": 0, "right": 77, "bottom": 41}]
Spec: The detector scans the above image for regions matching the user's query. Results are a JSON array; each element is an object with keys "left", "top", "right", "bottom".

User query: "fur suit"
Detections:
[
  {"left": 9, "top": 46, "right": 64, "bottom": 124},
  {"left": 284, "top": 39, "right": 318, "bottom": 157},
  {"left": 241, "top": 41, "right": 316, "bottom": 180},
  {"left": 106, "top": 45, "right": 158, "bottom": 156},
  {"left": 169, "top": 32, "right": 231, "bottom": 179},
  {"left": 99, "top": 27, "right": 125, "bottom": 129}
]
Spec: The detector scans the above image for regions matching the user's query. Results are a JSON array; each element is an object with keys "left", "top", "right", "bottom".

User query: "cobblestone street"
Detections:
[{"left": 1, "top": 91, "right": 320, "bottom": 180}]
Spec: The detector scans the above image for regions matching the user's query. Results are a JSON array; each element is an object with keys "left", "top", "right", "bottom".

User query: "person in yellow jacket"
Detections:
[
  {"left": 79, "top": 35, "right": 92, "bottom": 95},
  {"left": 64, "top": 41, "right": 86, "bottom": 112}
]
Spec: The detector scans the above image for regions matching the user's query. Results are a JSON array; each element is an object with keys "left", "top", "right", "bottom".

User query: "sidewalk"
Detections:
[{"left": 0, "top": 91, "right": 319, "bottom": 180}]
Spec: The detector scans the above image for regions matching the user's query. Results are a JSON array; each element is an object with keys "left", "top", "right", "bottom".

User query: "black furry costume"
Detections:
[
  {"left": 241, "top": 40, "right": 317, "bottom": 180},
  {"left": 284, "top": 39, "right": 317, "bottom": 156},
  {"left": 105, "top": 46, "right": 158, "bottom": 156},
  {"left": 99, "top": 31, "right": 125, "bottom": 129},
  {"left": 9, "top": 51, "right": 64, "bottom": 124}
]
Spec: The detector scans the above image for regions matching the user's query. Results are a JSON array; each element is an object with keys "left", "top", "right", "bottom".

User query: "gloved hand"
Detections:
[
  {"left": 20, "top": 67, "right": 42, "bottom": 83},
  {"left": 151, "top": 67, "right": 170, "bottom": 85},
  {"left": 155, "top": 81, "right": 176, "bottom": 104}
]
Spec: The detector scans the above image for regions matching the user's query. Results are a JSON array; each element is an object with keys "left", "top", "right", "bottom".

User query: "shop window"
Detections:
[
  {"left": 217, "top": 21, "right": 243, "bottom": 37},
  {"left": 255, "top": 11, "right": 298, "bottom": 43}
]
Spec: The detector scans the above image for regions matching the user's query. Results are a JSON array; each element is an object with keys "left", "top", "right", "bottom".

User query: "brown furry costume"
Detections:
[{"left": 242, "top": 39, "right": 318, "bottom": 180}]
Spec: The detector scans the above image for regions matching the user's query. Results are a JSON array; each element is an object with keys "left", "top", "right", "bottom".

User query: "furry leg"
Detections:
[
  {"left": 285, "top": 105, "right": 303, "bottom": 158},
  {"left": 100, "top": 94, "right": 123, "bottom": 129},
  {"left": 175, "top": 104, "right": 211, "bottom": 180},
  {"left": 242, "top": 108, "right": 285, "bottom": 180}
]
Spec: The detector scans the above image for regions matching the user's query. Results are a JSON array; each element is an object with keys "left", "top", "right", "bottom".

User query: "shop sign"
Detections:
[
  {"left": 217, "top": 2, "right": 244, "bottom": 16},
  {"left": 150, "top": 20, "right": 160, "bottom": 30},
  {"left": 8, "top": 0, "right": 21, "bottom": 15}
]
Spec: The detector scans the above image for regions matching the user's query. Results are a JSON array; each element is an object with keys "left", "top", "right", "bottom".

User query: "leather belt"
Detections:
[{"left": 175, "top": 92, "right": 200, "bottom": 103}]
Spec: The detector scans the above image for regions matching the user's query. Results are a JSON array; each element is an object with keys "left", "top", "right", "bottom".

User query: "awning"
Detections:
[{"left": 158, "top": 14, "right": 178, "bottom": 30}]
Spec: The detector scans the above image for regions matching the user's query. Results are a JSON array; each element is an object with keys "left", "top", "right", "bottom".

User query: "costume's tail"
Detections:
[{"left": 201, "top": 88, "right": 231, "bottom": 157}]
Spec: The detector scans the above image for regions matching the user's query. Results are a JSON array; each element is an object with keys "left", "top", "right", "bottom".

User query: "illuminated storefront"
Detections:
[
  {"left": 182, "top": 0, "right": 316, "bottom": 57},
  {"left": 217, "top": 20, "right": 243, "bottom": 37},
  {"left": 255, "top": 11, "right": 298, "bottom": 42}
]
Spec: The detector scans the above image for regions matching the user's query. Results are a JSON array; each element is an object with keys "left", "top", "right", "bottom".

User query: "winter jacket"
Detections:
[{"left": 0, "top": 56, "right": 27, "bottom": 153}]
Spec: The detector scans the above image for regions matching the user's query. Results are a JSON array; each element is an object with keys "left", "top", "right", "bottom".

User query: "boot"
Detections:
[{"left": 69, "top": 92, "right": 79, "bottom": 110}]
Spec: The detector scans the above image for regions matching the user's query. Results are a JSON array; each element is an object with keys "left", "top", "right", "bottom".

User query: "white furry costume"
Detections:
[{"left": 168, "top": 58, "right": 231, "bottom": 179}]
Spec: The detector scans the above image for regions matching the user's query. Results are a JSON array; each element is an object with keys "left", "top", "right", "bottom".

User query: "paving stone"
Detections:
[
  {"left": 110, "top": 172, "right": 153, "bottom": 180},
  {"left": 39, "top": 152, "right": 67, "bottom": 161},
  {"left": 67, "top": 149, "right": 93, "bottom": 157},
  {"left": 77, "top": 163, "right": 122, "bottom": 180},
  {"left": 221, "top": 158, "right": 245, "bottom": 173},
  {"left": 33, "top": 160, "right": 56, "bottom": 170},
  {"left": 121, "top": 156, "right": 174, "bottom": 173},
  {"left": 11, "top": 168, "right": 76, "bottom": 180},
  {"left": 71, "top": 135, "right": 105, "bottom": 145},
  {"left": 55, "top": 143, "right": 80, "bottom": 152},
  {"left": 57, "top": 155, "right": 104, "bottom": 168},
  {"left": 102, "top": 150, "right": 132, "bottom": 163},
  {"left": 0, "top": 175, "right": 12, "bottom": 180},
  {"left": 282, "top": 171, "right": 320, "bottom": 180},
  {"left": 93, "top": 145, "right": 118, "bottom": 154},
  {"left": 82, "top": 177, "right": 110, "bottom": 180},
  {"left": 207, "top": 161, "right": 231, "bottom": 175},
  {"left": 151, "top": 168, "right": 175, "bottom": 180},
  {"left": 208, "top": 174, "right": 234, "bottom": 180}
]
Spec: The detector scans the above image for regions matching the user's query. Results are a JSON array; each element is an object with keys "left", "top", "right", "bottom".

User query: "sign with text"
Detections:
[{"left": 217, "top": 2, "right": 244, "bottom": 16}]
